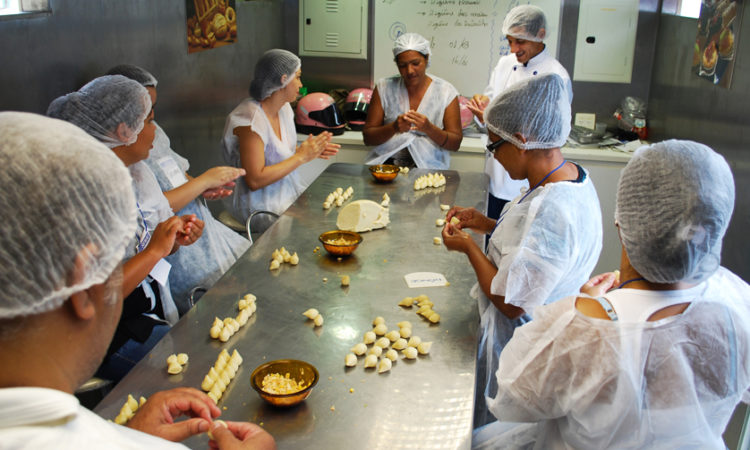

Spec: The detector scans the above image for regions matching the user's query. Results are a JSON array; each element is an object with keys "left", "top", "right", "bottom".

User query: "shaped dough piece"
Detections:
[
  {"left": 378, "top": 358, "right": 392, "bottom": 373},
  {"left": 417, "top": 341, "right": 433, "bottom": 355},
  {"left": 367, "top": 345, "right": 383, "bottom": 357},
  {"left": 385, "top": 330, "right": 400, "bottom": 342},
  {"left": 436, "top": 218, "right": 445, "bottom": 226},
  {"left": 313, "top": 314, "right": 324, "bottom": 326},
  {"left": 399, "top": 327, "right": 413, "bottom": 338},
  {"left": 364, "top": 354, "right": 378, "bottom": 368},
  {"left": 407, "top": 336, "right": 422, "bottom": 347},
  {"left": 403, "top": 347, "right": 418, "bottom": 359},
  {"left": 166, "top": 354, "right": 178, "bottom": 366},
  {"left": 126, "top": 394, "right": 138, "bottom": 412},
  {"left": 303, "top": 308, "right": 319, "bottom": 320},
  {"left": 336, "top": 200, "right": 390, "bottom": 232},
  {"left": 209, "top": 325, "right": 222, "bottom": 339},
  {"left": 363, "top": 331, "right": 376, "bottom": 344},
  {"left": 167, "top": 362, "right": 182, "bottom": 374},
  {"left": 397, "top": 321, "right": 412, "bottom": 329},
  {"left": 428, "top": 312, "right": 441, "bottom": 323},
  {"left": 398, "top": 297, "right": 414, "bottom": 307},
  {"left": 375, "top": 337, "right": 391, "bottom": 348},
  {"left": 290, "top": 253, "right": 299, "bottom": 265},
  {"left": 351, "top": 343, "right": 367, "bottom": 355},
  {"left": 372, "top": 316, "right": 385, "bottom": 326},
  {"left": 373, "top": 323, "right": 387, "bottom": 336},
  {"left": 269, "top": 259, "right": 280, "bottom": 270},
  {"left": 201, "top": 375, "right": 215, "bottom": 391},
  {"left": 385, "top": 349, "right": 398, "bottom": 361},
  {"left": 345, "top": 353, "right": 358, "bottom": 367},
  {"left": 392, "top": 338, "right": 408, "bottom": 350}
]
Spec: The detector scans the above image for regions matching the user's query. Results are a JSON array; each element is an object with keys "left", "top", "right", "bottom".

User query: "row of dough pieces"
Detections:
[
  {"left": 201, "top": 348, "right": 244, "bottom": 404},
  {"left": 346, "top": 317, "right": 433, "bottom": 373},
  {"left": 209, "top": 294, "right": 257, "bottom": 342},
  {"left": 323, "top": 186, "right": 354, "bottom": 209}
]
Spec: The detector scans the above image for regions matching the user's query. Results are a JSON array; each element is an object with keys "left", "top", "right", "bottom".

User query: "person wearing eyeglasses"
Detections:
[
  {"left": 467, "top": 5, "right": 573, "bottom": 224},
  {"left": 473, "top": 140, "right": 750, "bottom": 449},
  {"left": 442, "top": 73, "right": 602, "bottom": 427}
]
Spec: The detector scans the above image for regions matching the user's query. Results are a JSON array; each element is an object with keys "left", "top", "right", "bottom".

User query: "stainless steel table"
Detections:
[{"left": 96, "top": 163, "right": 488, "bottom": 449}]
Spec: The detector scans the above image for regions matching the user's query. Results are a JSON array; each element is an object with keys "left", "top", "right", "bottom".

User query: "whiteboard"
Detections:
[{"left": 373, "top": 0, "right": 562, "bottom": 96}]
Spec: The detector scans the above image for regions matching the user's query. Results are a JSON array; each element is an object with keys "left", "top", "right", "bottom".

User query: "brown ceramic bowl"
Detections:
[
  {"left": 250, "top": 359, "right": 319, "bottom": 407},
  {"left": 318, "top": 230, "right": 363, "bottom": 256},
  {"left": 369, "top": 164, "right": 399, "bottom": 182}
]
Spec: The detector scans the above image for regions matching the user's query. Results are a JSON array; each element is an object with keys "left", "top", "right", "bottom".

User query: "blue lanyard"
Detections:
[
  {"left": 492, "top": 159, "right": 568, "bottom": 234},
  {"left": 135, "top": 202, "right": 151, "bottom": 253},
  {"left": 618, "top": 277, "right": 645, "bottom": 289}
]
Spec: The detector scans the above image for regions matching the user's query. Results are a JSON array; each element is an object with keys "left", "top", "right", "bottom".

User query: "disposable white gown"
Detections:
[
  {"left": 145, "top": 123, "right": 250, "bottom": 314},
  {"left": 222, "top": 99, "right": 304, "bottom": 222},
  {"left": 126, "top": 161, "right": 179, "bottom": 325},
  {"left": 365, "top": 74, "right": 458, "bottom": 169},
  {"left": 0, "top": 387, "right": 187, "bottom": 449},
  {"left": 477, "top": 267, "right": 750, "bottom": 449},
  {"left": 473, "top": 164, "right": 602, "bottom": 426}
]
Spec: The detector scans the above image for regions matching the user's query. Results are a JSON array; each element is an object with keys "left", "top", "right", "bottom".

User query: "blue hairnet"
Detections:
[
  {"left": 616, "top": 140, "right": 735, "bottom": 284},
  {"left": 484, "top": 73, "right": 571, "bottom": 149},
  {"left": 47, "top": 75, "right": 151, "bottom": 148},
  {"left": 249, "top": 49, "right": 301, "bottom": 101},
  {"left": 0, "top": 112, "right": 137, "bottom": 319},
  {"left": 502, "top": 5, "right": 547, "bottom": 42}
]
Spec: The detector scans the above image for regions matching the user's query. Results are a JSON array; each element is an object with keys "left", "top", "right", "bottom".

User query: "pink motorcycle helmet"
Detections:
[
  {"left": 342, "top": 88, "right": 373, "bottom": 131},
  {"left": 457, "top": 95, "right": 475, "bottom": 129},
  {"left": 294, "top": 92, "right": 346, "bottom": 135}
]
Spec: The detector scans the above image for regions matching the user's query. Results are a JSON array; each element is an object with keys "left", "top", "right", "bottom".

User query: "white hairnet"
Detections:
[
  {"left": 249, "top": 49, "right": 301, "bottom": 101},
  {"left": 46, "top": 75, "right": 151, "bottom": 148},
  {"left": 615, "top": 140, "right": 734, "bottom": 284},
  {"left": 392, "top": 32, "right": 431, "bottom": 59},
  {"left": 485, "top": 73, "right": 571, "bottom": 149},
  {"left": 106, "top": 64, "right": 158, "bottom": 87},
  {"left": 0, "top": 112, "right": 137, "bottom": 319},
  {"left": 502, "top": 5, "right": 547, "bottom": 42}
]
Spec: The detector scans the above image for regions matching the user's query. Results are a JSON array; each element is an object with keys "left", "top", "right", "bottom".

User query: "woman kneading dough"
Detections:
[{"left": 222, "top": 49, "right": 339, "bottom": 222}]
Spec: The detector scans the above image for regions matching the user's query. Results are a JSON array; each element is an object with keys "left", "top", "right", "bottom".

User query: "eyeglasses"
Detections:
[{"left": 485, "top": 137, "right": 506, "bottom": 156}]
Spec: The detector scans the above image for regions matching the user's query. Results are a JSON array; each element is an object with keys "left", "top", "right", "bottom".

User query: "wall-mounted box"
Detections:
[
  {"left": 299, "top": 0, "right": 367, "bottom": 59},
  {"left": 573, "top": 0, "right": 639, "bottom": 83}
]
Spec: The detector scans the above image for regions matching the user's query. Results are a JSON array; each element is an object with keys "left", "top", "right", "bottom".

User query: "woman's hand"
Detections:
[
  {"left": 445, "top": 206, "right": 492, "bottom": 233},
  {"left": 392, "top": 114, "right": 412, "bottom": 134},
  {"left": 403, "top": 110, "right": 432, "bottom": 132},
  {"left": 147, "top": 216, "right": 183, "bottom": 258},
  {"left": 466, "top": 95, "right": 489, "bottom": 123},
  {"left": 296, "top": 132, "right": 339, "bottom": 163},
  {"left": 197, "top": 166, "right": 245, "bottom": 192},
  {"left": 202, "top": 182, "right": 235, "bottom": 200},
  {"left": 580, "top": 272, "right": 618, "bottom": 298},
  {"left": 441, "top": 223, "right": 474, "bottom": 254},
  {"left": 208, "top": 421, "right": 276, "bottom": 450},
  {"left": 175, "top": 214, "right": 203, "bottom": 246},
  {"left": 126, "top": 387, "right": 221, "bottom": 442}
]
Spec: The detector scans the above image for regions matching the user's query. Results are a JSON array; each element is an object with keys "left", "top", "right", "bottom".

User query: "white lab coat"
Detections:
[
  {"left": 483, "top": 48, "right": 573, "bottom": 201},
  {"left": 475, "top": 266, "right": 750, "bottom": 450},
  {"left": 145, "top": 123, "right": 250, "bottom": 314},
  {"left": 473, "top": 164, "right": 602, "bottom": 427},
  {"left": 365, "top": 74, "right": 459, "bottom": 169},
  {"left": 222, "top": 99, "right": 305, "bottom": 222},
  {"left": 0, "top": 387, "right": 187, "bottom": 449}
]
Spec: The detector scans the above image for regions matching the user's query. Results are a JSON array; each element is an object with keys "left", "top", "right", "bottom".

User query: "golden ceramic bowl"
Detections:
[
  {"left": 250, "top": 359, "right": 319, "bottom": 407},
  {"left": 369, "top": 164, "right": 399, "bottom": 182},
  {"left": 318, "top": 230, "right": 363, "bottom": 256}
]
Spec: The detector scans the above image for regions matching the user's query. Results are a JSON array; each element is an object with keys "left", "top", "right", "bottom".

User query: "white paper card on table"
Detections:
[
  {"left": 150, "top": 258, "right": 172, "bottom": 286},
  {"left": 405, "top": 272, "right": 449, "bottom": 288},
  {"left": 574, "top": 112, "right": 596, "bottom": 130}
]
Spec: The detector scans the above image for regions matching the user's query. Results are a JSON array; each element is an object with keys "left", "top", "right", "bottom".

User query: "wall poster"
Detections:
[
  {"left": 693, "top": 0, "right": 742, "bottom": 87},
  {"left": 186, "top": 0, "right": 237, "bottom": 54}
]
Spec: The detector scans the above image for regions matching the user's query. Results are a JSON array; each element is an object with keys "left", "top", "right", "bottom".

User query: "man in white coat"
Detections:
[{"left": 468, "top": 5, "right": 573, "bottom": 219}]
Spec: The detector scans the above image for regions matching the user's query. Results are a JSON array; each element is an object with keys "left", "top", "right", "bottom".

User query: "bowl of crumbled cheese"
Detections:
[{"left": 250, "top": 359, "right": 319, "bottom": 407}]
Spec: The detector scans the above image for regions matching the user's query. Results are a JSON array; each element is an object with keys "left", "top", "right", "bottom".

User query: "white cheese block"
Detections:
[{"left": 336, "top": 200, "right": 390, "bottom": 232}]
